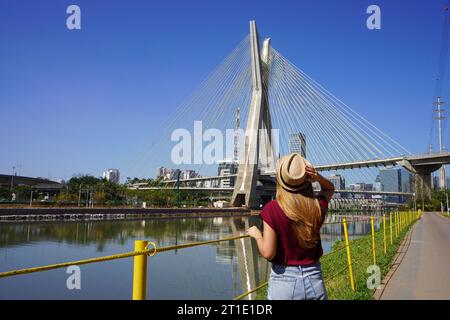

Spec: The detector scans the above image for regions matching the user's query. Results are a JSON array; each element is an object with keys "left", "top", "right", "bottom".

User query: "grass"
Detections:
[
  {"left": 255, "top": 215, "right": 418, "bottom": 300},
  {"left": 439, "top": 211, "right": 450, "bottom": 219}
]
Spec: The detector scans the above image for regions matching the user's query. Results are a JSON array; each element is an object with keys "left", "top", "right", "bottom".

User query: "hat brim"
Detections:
[{"left": 276, "top": 155, "right": 309, "bottom": 192}]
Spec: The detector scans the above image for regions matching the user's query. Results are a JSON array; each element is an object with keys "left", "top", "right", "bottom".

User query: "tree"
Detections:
[{"left": 55, "top": 192, "right": 77, "bottom": 205}]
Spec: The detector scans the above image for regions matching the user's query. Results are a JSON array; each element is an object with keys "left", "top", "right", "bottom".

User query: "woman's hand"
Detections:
[
  {"left": 305, "top": 163, "right": 319, "bottom": 182},
  {"left": 305, "top": 160, "right": 335, "bottom": 201},
  {"left": 246, "top": 226, "right": 263, "bottom": 240}
]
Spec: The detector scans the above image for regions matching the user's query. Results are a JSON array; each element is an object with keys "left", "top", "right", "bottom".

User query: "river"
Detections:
[{"left": 0, "top": 213, "right": 380, "bottom": 299}]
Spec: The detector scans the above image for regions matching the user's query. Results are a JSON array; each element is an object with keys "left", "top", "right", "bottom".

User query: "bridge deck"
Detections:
[{"left": 379, "top": 212, "right": 450, "bottom": 299}]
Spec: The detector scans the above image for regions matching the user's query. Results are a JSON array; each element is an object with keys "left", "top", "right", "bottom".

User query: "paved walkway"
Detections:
[{"left": 380, "top": 212, "right": 450, "bottom": 299}]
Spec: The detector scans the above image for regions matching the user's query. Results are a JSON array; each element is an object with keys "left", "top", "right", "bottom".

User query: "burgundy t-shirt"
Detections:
[{"left": 260, "top": 196, "right": 328, "bottom": 266}]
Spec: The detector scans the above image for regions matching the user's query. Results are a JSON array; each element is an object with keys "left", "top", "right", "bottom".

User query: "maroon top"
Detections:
[{"left": 260, "top": 196, "right": 328, "bottom": 266}]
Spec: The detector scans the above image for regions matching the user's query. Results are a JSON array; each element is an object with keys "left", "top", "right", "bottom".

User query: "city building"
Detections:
[
  {"left": 288, "top": 133, "right": 306, "bottom": 157},
  {"left": 379, "top": 168, "right": 412, "bottom": 203},
  {"left": 217, "top": 159, "right": 238, "bottom": 188},
  {"left": 353, "top": 182, "right": 373, "bottom": 199},
  {"left": 329, "top": 174, "right": 345, "bottom": 198},
  {"left": 155, "top": 166, "right": 167, "bottom": 180},
  {"left": 329, "top": 174, "right": 345, "bottom": 190},
  {"left": 0, "top": 174, "right": 63, "bottom": 201},
  {"left": 182, "top": 170, "right": 198, "bottom": 180},
  {"left": 400, "top": 169, "right": 413, "bottom": 194},
  {"left": 103, "top": 169, "right": 120, "bottom": 184},
  {"left": 156, "top": 167, "right": 177, "bottom": 180},
  {"left": 353, "top": 182, "right": 373, "bottom": 191},
  {"left": 432, "top": 175, "right": 439, "bottom": 190},
  {"left": 432, "top": 172, "right": 449, "bottom": 189},
  {"left": 374, "top": 175, "right": 383, "bottom": 192},
  {"left": 156, "top": 166, "right": 198, "bottom": 181}
]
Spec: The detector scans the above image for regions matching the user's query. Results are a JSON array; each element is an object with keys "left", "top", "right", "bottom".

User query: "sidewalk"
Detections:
[{"left": 379, "top": 212, "right": 450, "bottom": 299}]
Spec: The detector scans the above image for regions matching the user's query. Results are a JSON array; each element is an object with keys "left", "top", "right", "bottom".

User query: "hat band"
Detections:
[{"left": 279, "top": 164, "right": 308, "bottom": 191}]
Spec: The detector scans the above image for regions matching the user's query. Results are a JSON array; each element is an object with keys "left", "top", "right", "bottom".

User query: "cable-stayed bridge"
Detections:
[{"left": 131, "top": 21, "right": 449, "bottom": 208}]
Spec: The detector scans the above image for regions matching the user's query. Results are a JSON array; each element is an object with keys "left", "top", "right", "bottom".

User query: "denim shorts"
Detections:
[{"left": 267, "top": 262, "right": 328, "bottom": 300}]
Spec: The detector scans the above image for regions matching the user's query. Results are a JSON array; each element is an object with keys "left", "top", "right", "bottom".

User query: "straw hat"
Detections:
[{"left": 277, "top": 153, "right": 311, "bottom": 192}]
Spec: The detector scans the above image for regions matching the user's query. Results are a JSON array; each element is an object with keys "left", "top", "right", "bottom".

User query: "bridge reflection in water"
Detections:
[{"left": 0, "top": 213, "right": 377, "bottom": 299}]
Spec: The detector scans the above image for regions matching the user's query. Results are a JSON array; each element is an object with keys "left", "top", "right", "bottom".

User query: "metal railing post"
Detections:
[
  {"left": 390, "top": 211, "right": 393, "bottom": 245},
  {"left": 132, "top": 240, "right": 148, "bottom": 300},
  {"left": 383, "top": 214, "right": 387, "bottom": 255},
  {"left": 371, "top": 216, "right": 376, "bottom": 266},
  {"left": 343, "top": 219, "right": 355, "bottom": 292},
  {"left": 395, "top": 212, "right": 398, "bottom": 237}
]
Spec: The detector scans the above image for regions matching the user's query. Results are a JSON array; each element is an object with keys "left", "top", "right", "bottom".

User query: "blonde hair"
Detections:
[{"left": 276, "top": 182, "right": 323, "bottom": 249}]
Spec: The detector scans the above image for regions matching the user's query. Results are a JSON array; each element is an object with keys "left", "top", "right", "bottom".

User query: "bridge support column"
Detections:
[
  {"left": 231, "top": 21, "right": 274, "bottom": 208},
  {"left": 399, "top": 159, "right": 445, "bottom": 208},
  {"left": 439, "top": 166, "right": 447, "bottom": 190}
]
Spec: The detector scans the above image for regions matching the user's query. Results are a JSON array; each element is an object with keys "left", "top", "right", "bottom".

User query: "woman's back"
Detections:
[
  {"left": 260, "top": 196, "right": 328, "bottom": 266},
  {"left": 246, "top": 153, "right": 335, "bottom": 300}
]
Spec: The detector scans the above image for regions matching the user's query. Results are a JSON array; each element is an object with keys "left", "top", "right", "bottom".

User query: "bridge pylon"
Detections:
[{"left": 231, "top": 21, "right": 276, "bottom": 208}]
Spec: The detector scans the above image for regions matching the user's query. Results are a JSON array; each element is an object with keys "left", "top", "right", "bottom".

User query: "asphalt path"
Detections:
[{"left": 380, "top": 212, "right": 450, "bottom": 299}]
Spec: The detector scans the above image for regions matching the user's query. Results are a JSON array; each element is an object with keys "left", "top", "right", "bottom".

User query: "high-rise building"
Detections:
[
  {"left": 380, "top": 168, "right": 400, "bottom": 195},
  {"left": 400, "top": 169, "right": 413, "bottom": 194},
  {"left": 288, "top": 133, "right": 306, "bottom": 157},
  {"left": 329, "top": 174, "right": 345, "bottom": 199},
  {"left": 329, "top": 174, "right": 345, "bottom": 190},
  {"left": 374, "top": 175, "right": 383, "bottom": 192},
  {"left": 103, "top": 169, "right": 120, "bottom": 184},
  {"left": 379, "top": 168, "right": 412, "bottom": 203},
  {"left": 432, "top": 175, "right": 439, "bottom": 190},
  {"left": 218, "top": 159, "right": 238, "bottom": 188}
]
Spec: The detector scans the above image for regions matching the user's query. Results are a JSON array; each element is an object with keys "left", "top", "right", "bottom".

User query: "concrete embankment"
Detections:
[{"left": 0, "top": 207, "right": 253, "bottom": 221}]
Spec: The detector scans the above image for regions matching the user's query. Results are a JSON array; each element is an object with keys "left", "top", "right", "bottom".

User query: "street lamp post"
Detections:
[
  {"left": 78, "top": 185, "right": 82, "bottom": 207},
  {"left": 176, "top": 171, "right": 181, "bottom": 207},
  {"left": 30, "top": 190, "right": 33, "bottom": 207},
  {"left": 10, "top": 166, "right": 15, "bottom": 191}
]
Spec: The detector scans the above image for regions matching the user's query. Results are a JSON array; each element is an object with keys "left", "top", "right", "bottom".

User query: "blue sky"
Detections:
[{"left": 0, "top": 0, "right": 448, "bottom": 181}]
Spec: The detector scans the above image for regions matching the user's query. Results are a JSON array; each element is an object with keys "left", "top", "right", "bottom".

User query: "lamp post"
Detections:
[
  {"left": 30, "top": 190, "right": 33, "bottom": 207},
  {"left": 78, "top": 184, "right": 82, "bottom": 207},
  {"left": 176, "top": 171, "right": 181, "bottom": 207},
  {"left": 10, "top": 166, "right": 15, "bottom": 191}
]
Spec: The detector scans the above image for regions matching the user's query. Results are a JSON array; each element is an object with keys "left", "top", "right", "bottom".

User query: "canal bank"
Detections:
[{"left": 0, "top": 207, "right": 252, "bottom": 221}]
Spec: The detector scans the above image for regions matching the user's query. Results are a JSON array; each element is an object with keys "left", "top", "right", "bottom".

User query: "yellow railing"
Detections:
[{"left": 0, "top": 211, "right": 422, "bottom": 300}]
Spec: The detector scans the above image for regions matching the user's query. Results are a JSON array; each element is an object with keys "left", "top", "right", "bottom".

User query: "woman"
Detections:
[{"left": 246, "top": 153, "right": 334, "bottom": 300}]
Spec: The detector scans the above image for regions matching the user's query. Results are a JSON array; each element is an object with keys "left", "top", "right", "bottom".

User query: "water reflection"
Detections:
[{"left": 0, "top": 213, "right": 378, "bottom": 299}]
